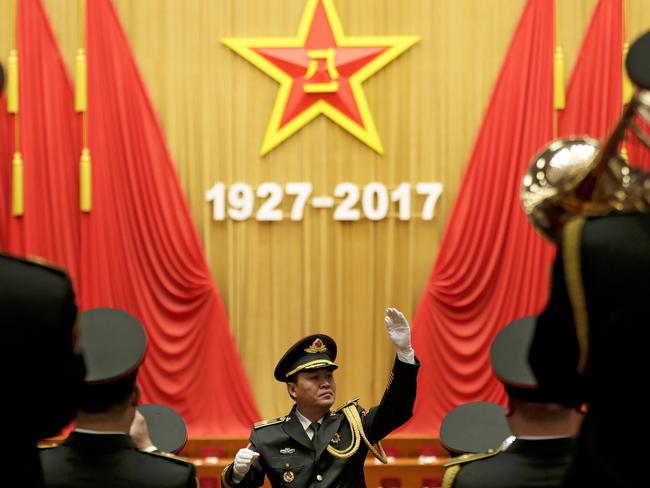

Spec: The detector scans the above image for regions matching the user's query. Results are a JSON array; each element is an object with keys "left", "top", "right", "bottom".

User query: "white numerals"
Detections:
[
  {"left": 333, "top": 182, "right": 361, "bottom": 221},
  {"left": 285, "top": 182, "right": 313, "bottom": 221},
  {"left": 205, "top": 182, "right": 443, "bottom": 222},
  {"left": 416, "top": 182, "right": 444, "bottom": 221},
  {"left": 256, "top": 182, "right": 283, "bottom": 221},
  {"left": 228, "top": 183, "right": 254, "bottom": 221}
]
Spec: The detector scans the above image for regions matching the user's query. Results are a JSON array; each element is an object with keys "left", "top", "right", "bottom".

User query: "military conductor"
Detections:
[{"left": 221, "top": 307, "right": 419, "bottom": 488}]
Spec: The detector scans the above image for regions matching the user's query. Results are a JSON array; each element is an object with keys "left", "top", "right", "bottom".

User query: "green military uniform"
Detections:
[
  {"left": 40, "top": 433, "right": 196, "bottom": 488},
  {"left": 442, "top": 438, "right": 575, "bottom": 488},
  {"left": 1, "top": 253, "right": 86, "bottom": 488},
  {"left": 222, "top": 335, "right": 419, "bottom": 488},
  {"left": 529, "top": 213, "right": 650, "bottom": 486},
  {"left": 39, "top": 308, "right": 197, "bottom": 488},
  {"left": 441, "top": 315, "right": 579, "bottom": 488}
]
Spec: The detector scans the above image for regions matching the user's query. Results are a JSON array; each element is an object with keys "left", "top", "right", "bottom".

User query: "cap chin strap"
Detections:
[
  {"left": 326, "top": 405, "right": 388, "bottom": 464},
  {"left": 285, "top": 360, "right": 336, "bottom": 378}
]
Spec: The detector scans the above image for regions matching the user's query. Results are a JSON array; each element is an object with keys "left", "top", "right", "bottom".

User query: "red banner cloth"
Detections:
[
  {"left": 403, "top": 0, "right": 556, "bottom": 434},
  {"left": 80, "top": 0, "right": 259, "bottom": 435},
  {"left": 0, "top": 94, "right": 12, "bottom": 248},
  {"left": 5, "top": 0, "right": 81, "bottom": 282},
  {"left": 561, "top": 0, "right": 650, "bottom": 170},
  {"left": 559, "top": 0, "right": 622, "bottom": 139}
]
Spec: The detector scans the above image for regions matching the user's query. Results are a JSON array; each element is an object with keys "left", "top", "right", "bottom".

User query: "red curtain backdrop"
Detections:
[
  {"left": 403, "top": 0, "right": 556, "bottom": 434},
  {"left": 561, "top": 0, "right": 650, "bottom": 170},
  {"left": 558, "top": 0, "right": 622, "bottom": 139},
  {"left": 79, "top": 0, "right": 259, "bottom": 435},
  {"left": 4, "top": 0, "right": 81, "bottom": 283},
  {"left": 0, "top": 95, "right": 12, "bottom": 249}
]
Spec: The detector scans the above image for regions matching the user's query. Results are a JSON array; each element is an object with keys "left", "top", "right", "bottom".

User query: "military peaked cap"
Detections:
[
  {"left": 79, "top": 308, "right": 147, "bottom": 384},
  {"left": 440, "top": 401, "right": 512, "bottom": 455},
  {"left": 138, "top": 404, "right": 187, "bottom": 454},
  {"left": 626, "top": 30, "right": 650, "bottom": 89},
  {"left": 274, "top": 334, "right": 337, "bottom": 382}
]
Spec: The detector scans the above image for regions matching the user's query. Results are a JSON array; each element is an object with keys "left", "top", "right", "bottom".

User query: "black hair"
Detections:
[{"left": 79, "top": 371, "right": 138, "bottom": 413}]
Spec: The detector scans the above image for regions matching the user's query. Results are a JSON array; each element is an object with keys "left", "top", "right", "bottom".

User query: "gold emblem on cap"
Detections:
[{"left": 304, "top": 338, "right": 328, "bottom": 354}]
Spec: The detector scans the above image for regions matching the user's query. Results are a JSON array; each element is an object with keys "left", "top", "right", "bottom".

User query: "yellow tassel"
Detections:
[
  {"left": 7, "top": 49, "right": 18, "bottom": 114},
  {"left": 75, "top": 48, "right": 87, "bottom": 112},
  {"left": 79, "top": 148, "right": 92, "bottom": 212},
  {"left": 12, "top": 152, "right": 23, "bottom": 216},
  {"left": 553, "top": 46, "right": 565, "bottom": 110},
  {"left": 622, "top": 42, "right": 634, "bottom": 105}
]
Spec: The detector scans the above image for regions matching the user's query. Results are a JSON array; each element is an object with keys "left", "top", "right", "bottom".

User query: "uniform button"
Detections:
[{"left": 316, "top": 474, "right": 323, "bottom": 481}]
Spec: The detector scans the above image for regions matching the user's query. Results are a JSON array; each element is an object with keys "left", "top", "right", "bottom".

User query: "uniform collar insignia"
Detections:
[
  {"left": 304, "top": 338, "right": 328, "bottom": 353},
  {"left": 330, "top": 433, "right": 341, "bottom": 444}
]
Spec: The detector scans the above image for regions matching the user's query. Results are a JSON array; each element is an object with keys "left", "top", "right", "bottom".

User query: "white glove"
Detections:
[
  {"left": 233, "top": 448, "right": 260, "bottom": 478},
  {"left": 384, "top": 307, "right": 415, "bottom": 363}
]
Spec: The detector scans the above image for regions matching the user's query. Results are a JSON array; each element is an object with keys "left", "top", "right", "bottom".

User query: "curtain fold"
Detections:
[
  {"left": 403, "top": 0, "right": 556, "bottom": 434},
  {"left": 558, "top": 0, "right": 622, "bottom": 139},
  {"left": 0, "top": 94, "right": 12, "bottom": 248},
  {"left": 5, "top": 0, "right": 81, "bottom": 282},
  {"left": 79, "top": 0, "right": 259, "bottom": 435}
]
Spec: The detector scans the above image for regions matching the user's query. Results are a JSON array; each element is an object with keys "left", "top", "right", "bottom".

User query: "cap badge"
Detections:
[
  {"left": 304, "top": 338, "right": 328, "bottom": 354},
  {"left": 280, "top": 447, "right": 295, "bottom": 455}
]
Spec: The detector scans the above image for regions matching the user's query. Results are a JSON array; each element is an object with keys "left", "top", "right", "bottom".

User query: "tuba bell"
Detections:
[{"left": 521, "top": 90, "right": 650, "bottom": 242}]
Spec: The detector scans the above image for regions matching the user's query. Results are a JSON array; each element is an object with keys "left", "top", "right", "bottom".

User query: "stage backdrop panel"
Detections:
[{"left": 3, "top": 0, "right": 650, "bottom": 420}]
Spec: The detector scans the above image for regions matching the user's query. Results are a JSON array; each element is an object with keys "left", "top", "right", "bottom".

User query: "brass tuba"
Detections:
[{"left": 521, "top": 90, "right": 650, "bottom": 242}]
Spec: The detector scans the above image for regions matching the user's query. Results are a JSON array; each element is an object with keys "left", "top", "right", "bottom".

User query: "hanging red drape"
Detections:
[
  {"left": 402, "top": 0, "right": 556, "bottom": 434},
  {"left": 561, "top": 0, "right": 650, "bottom": 170},
  {"left": 558, "top": 0, "right": 622, "bottom": 139},
  {"left": 80, "top": 0, "right": 259, "bottom": 435},
  {"left": 0, "top": 94, "right": 12, "bottom": 249},
  {"left": 3, "top": 0, "right": 81, "bottom": 283}
]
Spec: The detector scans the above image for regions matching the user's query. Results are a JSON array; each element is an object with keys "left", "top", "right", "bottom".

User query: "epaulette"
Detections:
[
  {"left": 0, "top": 252, "right": 66, "bottom": 275},
  {"left": 140, "top": 450, "right": 193, "bottom": 465},
  {"left": 37, "top": 443, "right": 57, "bottom": 450},
  {"left": 443, "top": 448, "right": 501, "bottom": 467},
  {"left": 254, "top": 416, "right": 289, "bottom": 429},
  {"left": 333, "top": 397, "right": 360, "bottom": 413}
]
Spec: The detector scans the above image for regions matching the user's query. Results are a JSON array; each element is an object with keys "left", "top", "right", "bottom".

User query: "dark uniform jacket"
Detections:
[
  {"left": 40, "top": 432, "right": 196, "bottom": 488},
  {"left": 222, "top": 356, "right": 419, "bottom": 488},
  {"left": 529, "top": 212, "right": 650, "bottom": 487},
  {"left": 446, "top": 437, "right": 575, "bottom": 488},
  {"left": 0, "top": 254, "right": 86, "bottom": 488}
]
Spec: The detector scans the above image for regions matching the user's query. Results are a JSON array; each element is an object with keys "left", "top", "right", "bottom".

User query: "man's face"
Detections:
[{"left": 288, "top": 368, "right": 336, "bottom": 411}]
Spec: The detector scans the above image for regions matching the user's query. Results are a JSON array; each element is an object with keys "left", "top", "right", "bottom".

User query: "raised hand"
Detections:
[{"left": 384, "top": 307, "right": 412, "bottom": 352}]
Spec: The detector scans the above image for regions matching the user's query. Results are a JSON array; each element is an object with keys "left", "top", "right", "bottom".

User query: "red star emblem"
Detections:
[{"left": 224, "top": 0, "right": 418, "bottom": 155}]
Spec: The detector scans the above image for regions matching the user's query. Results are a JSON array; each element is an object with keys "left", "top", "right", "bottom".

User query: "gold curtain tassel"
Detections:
[
  {"left": 553, "top": 46, "right": 565, "bottom": 110},
  {"left": 12, "top": 152, "right": 23, "bottom": 216},
  {"left": 622, "top": 42, "right": 634, "bottom": 105},
  {"left": 79, "top": 148, "right": 92, "bottom": 212},
  {"left": 7, "top": 49, "right": 19, "bottom": 113},
  {"left": 75, "top": 48, "right": 87, "bottom": 112}
]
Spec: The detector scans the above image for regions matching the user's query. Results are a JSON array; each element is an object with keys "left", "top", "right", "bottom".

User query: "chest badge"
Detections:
[
  {"left": 280, "top": 447, "right": 296, "bottom": 455},
  {"left": 283, "top": 470, "right": 295, "bottom": 483},
  {"left": 330, "top": 433, "right": 341, "bottom": 444}
]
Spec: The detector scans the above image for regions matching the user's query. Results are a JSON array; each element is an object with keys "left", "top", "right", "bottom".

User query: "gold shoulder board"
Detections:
[
  {"left": 140, "top": 450, "right": 193, "bottom": 465},
  {"left": 333, "top": 397, "right": 360, "bottom": 412},
  {"left": 37, "top": 443, "right": 57, "bottom": 449},
  {"left": 254, "top": 416, "right": 287, "bottom": 429},
  {"left": 443, "top": 448, "right": 500, "bottom": 467},
  {"left": 0, "top": 252, "right": 66, "bottom": 275}
]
